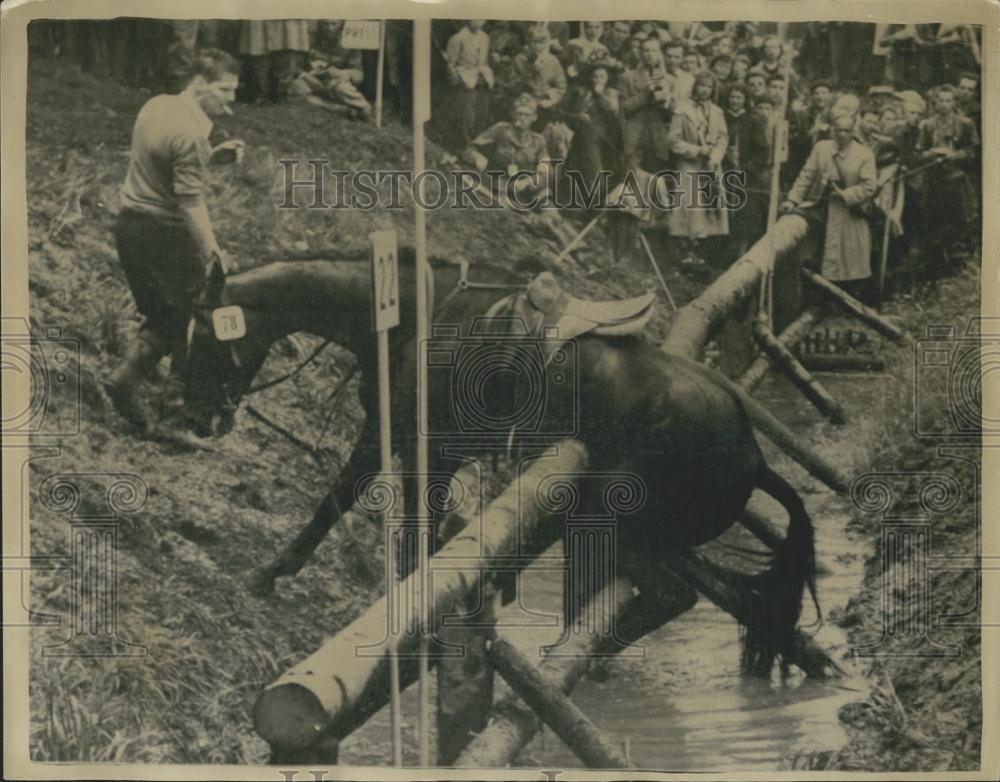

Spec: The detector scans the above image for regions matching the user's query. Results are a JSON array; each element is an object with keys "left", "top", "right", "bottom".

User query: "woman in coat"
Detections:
[
  {"left": 723, "top": 82, "right": 770, "bottom": 257},
  {"left": 238, "top": 20, "right": 311, "bottom": 102},
  {"left": 667, "top": 70, "right": 730, "bottom": 271}
]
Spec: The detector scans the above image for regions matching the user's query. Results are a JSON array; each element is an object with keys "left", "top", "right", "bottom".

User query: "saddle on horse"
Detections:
[{"left": 482, "top": 271, "right": 656, "bottom": 362}]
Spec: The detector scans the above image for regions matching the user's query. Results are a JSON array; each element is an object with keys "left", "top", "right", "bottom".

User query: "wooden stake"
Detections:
[
  {"left": 639, "top": 232, "right": 677, "bottom": 311},
  {"left": 801, "top": 269, "right": 905, "bottom": 343},
  {"left": 752, "top": 318, "right": 848, "bottom": 425},
  {"left": 552, "top": 212, "right": 602, "bottom": 265},
  {"left": 488, "top": 637, "right": 631, "bottom": 768},
  {"left": 375, "top": 21, "right": 385, "bottom": 129},
  {"left": 739, "top": 309, "right": 820, "bottom": 393}
]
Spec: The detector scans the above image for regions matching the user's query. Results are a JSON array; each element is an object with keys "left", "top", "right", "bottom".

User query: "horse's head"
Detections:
[{"left": 183, "top": 261, "right": 248, "bottom": 437}]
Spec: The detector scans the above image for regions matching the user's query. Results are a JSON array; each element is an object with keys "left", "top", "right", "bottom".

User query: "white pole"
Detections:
[
  {"left": 375, "top": 21, "right": 386, "bottom": 129},
  {"left": 378, "top": 326, "right": 402, "bottom": 766},
  {"left": 412, "top": 18, "right": 432, "bottom": 768}
]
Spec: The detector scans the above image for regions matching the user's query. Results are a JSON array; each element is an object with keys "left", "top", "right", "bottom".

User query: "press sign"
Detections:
[
  {"left": 212, "top": 306, "right": 246, "bottom": 341},
  {"left": 371, "top": 230, "right": 400, "bottom": 332},
  {"left": 341, "top": 20, "right": 382, "bottom": 50}
]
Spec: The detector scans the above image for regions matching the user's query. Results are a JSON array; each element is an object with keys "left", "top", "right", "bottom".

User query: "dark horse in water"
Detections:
[{"left": 183, "top": 249, "right": 818, "bottom": 675}]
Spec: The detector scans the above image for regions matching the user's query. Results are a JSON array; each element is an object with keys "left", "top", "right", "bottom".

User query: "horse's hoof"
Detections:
[{"left": 250, "top": 569, "right": 277, "bottom": 598}]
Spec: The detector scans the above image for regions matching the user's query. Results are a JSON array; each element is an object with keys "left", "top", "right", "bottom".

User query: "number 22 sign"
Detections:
[{"left": 370, "top": 230, "right": 399, "bottom": 332}]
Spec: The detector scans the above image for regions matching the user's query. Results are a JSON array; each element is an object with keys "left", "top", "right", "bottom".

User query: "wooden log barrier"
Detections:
[
  {"left": 752, "top": 319, "right": 848, "bottom": 425},
  {"left": 662, "top": 215, "right": 809, "bottom": 360},
  {"left": 253, "top": 440, "right": 588, "bottom": 754},
  {"left": 487, "top": 637, "right": 631, "bottom": 768},
  {"left": 798, "top": 353, "right": 887, "bottom": 373},
  {"left": 801, "top": 269, "right": 906, "bottom": 343},
  {"left": 739, "top": 309, "right": 820, "bottom": 393},
  {"left": 457, "top": 562, "right": 699, "bottom": 767}
]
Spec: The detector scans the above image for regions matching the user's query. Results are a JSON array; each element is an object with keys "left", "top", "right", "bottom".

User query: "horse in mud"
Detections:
[{"left": 182, "top": 250, "right": 818, "bottom": 676}]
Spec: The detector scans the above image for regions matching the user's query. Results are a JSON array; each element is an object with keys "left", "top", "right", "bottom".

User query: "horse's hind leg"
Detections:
[{"left": 251, "top": 416, "right": 380, "bottom": 596}]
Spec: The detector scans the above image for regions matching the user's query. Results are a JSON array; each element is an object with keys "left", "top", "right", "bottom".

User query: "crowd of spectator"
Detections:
[
  {"left": 40, "top": 19, "right": 980, "bottom": 300},
  {"left": 432, "top": 19, "right": 982, "bottom": 299}
]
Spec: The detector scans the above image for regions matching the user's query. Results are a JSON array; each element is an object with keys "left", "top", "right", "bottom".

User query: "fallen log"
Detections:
[
  {"left": 739, "top": 309, "right": 820, "bottom": 393},
  {"left": 752, "top": 319, "right": 848, "bottom": 425},
  {"left": 456, "top": 562, "right": 698, "bottom": 767},
  {"left": 663, "top": 214, "right": 809, "bottom": 360},
  {"left": 253, "top": 440, "right": 588, "bottom": 753},
  {"left": 801, "top": 269, "right": 906, "bottom": 343},
  {"left": 798, "top": 353, "right": 887, "bottom": 373},
  {"left": 487, "top": 637, "right": 631, "bottom": 768}
]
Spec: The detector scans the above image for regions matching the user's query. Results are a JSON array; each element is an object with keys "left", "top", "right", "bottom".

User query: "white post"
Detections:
[
  {"left": 412, "top": 18, "right": 432, "bottom": 768},
  {"left": 375, "top": 21, "right": 386, "bottom": 128}
]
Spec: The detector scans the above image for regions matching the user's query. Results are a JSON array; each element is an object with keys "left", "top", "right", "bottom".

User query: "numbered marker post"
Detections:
[{"left": 370, "top": 229, "right": 402, "bottom": 765}]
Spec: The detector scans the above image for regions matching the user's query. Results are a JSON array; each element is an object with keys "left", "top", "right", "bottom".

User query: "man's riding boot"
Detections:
[{"left": 104, "top": 335, "right": 163, "bottom": 429}]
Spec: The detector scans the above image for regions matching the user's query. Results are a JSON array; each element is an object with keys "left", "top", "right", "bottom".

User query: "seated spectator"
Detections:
[
  {"left": 619, "top": 37, "right": 676, "bottom": 173},
  {"left": 781, "top": 112, "right": 877, "bottom": 301},
  {"left": 444, "top": 20, "right": 494, "bottom": 148},
  {"left": 915, "top": 83, "right": 980, "bottom": 266},
  {"left": 723, "top": 82, "right": 771, "bottom": 257},
  {"left": 464, "top": 93, "right": 552, "bottom": 199},
  {"left": 238, "top": 19, "right": 311, "bottom": 103},
  {"left": 295, "top": 20, "right": 371, "bottom": 119},
  {"left": 668, "top": 70, "right": 730, "bottom": 272}
]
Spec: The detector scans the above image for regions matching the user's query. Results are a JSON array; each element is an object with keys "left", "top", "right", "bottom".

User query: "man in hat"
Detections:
[{"left": 781, "top": 112, "right": 877, "bottom": 300}]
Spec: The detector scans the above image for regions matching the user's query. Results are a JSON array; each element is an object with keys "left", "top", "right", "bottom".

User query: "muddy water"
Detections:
[{"left": 341, "top": 370, "right": 884, "bottom": 770}]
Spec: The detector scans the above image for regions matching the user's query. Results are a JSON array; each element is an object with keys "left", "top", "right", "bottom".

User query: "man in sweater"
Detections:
[{"left": 105, "top": 48, "right": 242, "bottom": 434}]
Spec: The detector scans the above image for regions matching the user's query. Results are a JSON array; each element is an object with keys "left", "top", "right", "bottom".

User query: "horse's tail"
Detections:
[{"left": 740, "top": 464, "right": 819, "bottom": 678}]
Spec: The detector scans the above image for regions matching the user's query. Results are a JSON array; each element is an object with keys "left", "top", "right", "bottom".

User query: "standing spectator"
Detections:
[
  {"left": 563, "top": 21, "right": 617, "bottom": 85},
  {"left": 444, "top": 20, "right": 494, "bottom": 149},
  {"left": 746, "top": 71, "right": 767, "bottom": 103},
  {"left": 781, "top": 112, "right": 877, "bottom": 300},
  {"left": 563, "top": 63, "right": 624, "bottom": 210},
  {"left": 915, "top": 84, "right": 980, "bottom": 267},
  {"left": 855, "top": 103, "right": 882, "bottom": 149},
  {"left": 106, "top": 49, "right": 243, "bottom": 433},
  {"left": 681, "top": 48, "right": 702, "bottom": 75},
  {"left": 668, "top": 71, "right": 730, "bottom": 271},
  {"left": 732, "top": 54, "right": 751, "bottom": 83},
  {"left": 601, "top": 21, "right": 634, "bottom": 66},
  {"left": 619, "top": 37, "right": 676, "bottom": 173},
  {"left": 709, "top": 54, "right": 734, "bottom": 98},
  {"left": 723, "top": 82, "right": 770, "bottom": 256},
  {"left": 750, "top": 36, "right": 801, "bottom": 99},
  {"left": 663, "top": 41, "right": 696, "bottom": 101},
  {"left": 238, "top": 19, "right": 310, "bottom": 103},
  {"left": 508, "top": 25, "right": 567, "bottom": 124},
  {"left": 955, "top": 71, "right": 981, "bottom": 127}
]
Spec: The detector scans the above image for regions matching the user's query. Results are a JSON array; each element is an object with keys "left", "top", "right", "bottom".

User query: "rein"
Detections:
[{"left": 437, "top": 257, "right": 525, "bottom": 312}]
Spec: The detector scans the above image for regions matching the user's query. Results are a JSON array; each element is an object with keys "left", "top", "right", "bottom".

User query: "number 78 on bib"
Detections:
[{"left": 370, "top": 230, "right": 400, "bottom": 332}]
